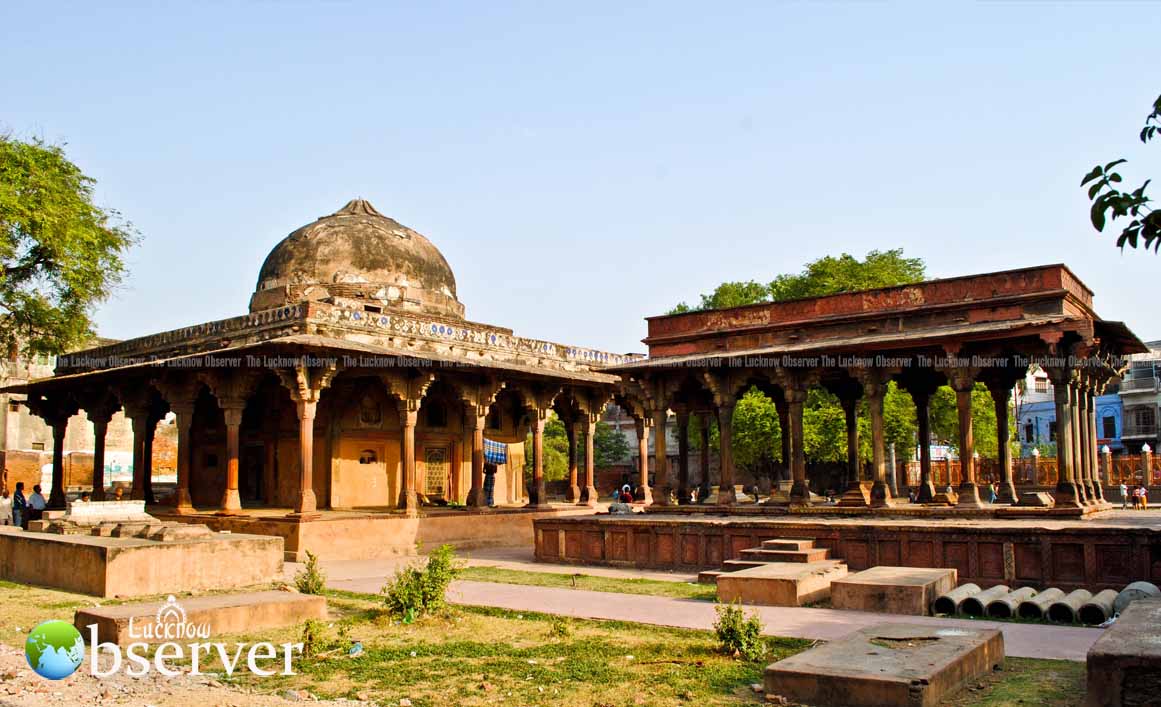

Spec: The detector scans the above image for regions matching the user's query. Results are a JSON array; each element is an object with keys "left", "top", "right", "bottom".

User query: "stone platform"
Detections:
[
  {"left": 0, "top": 526, "right": 282, "bottom": 597},
  {"left": 764, "top": 623, "right": 1005, "bottom": 706},
  {"left": 716, "top": 561, "right": 848, "bottom": 607},
  {"left": 534, "top": 512, "right": 1161, "bottom": 591},
  {"left": 76, "top": 590, "right": 328, "bottom": 644},
  {"left": 1085, "top": 598, "right": 1161, "bottom": 706},
  {"left": 831, "top": 566, "right": 958, "bottom": 616},
  {"left": 157, "top": 504, "right": 595, "bottom": 561}
]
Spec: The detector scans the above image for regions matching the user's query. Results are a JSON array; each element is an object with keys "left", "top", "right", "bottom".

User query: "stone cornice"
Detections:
[{"left": 54, "top": 301, "right": 643, "bottom": 375}]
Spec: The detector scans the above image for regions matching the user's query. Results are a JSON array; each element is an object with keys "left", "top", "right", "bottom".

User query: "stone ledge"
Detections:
[
  {"left": 831, "top": 566, "right": 958, "bottom": 616},
  {"left": 76, "top": 590, "right": 327, "bottom": 644}
]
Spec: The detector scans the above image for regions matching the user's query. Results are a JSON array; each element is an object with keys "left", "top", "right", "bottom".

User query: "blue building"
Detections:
[{"left": 1017, "top": 393, "right": 1124, "bottom": 455}]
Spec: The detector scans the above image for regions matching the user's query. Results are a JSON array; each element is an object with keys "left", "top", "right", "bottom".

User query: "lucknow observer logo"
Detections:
[{"left": 25, "top": 620, "right": 85, "bottom": 680}]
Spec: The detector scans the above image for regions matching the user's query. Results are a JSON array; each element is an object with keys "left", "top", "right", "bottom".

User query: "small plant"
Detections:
[
  {"left": 295, "top": 550, "right": 326, "bottom": 595},
  {"left": 381, "top": 544, "right": 463, "bottom": 620},
  {"left": 713, "top": 602, "right": 766, "bottom": 661},
  {"left": 547, "top": 616, "right": 572, "bottom": 639},
  {"left": 300, "top": 618, "right": 324, "bottom": 659}
]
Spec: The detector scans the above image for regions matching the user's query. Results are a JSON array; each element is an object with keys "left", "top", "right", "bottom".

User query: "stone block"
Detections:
[
  {"left": 76, "top": 590, "right": 327, "bottom": 644},
  {"left": 1018, "top": 491, "right": 1055, "bottom": 507},
  {"left": 716, "top": 561, "right": 847, "bottom": 606},
  {"left": 25, "top": 520, "right": 53, "bottom": 532},
  {"left": 1085, "top": 598, "right": 1161, "bottom": 707},
  {"left": 42, "top": 510, "right": 67, "bottom": 521},
  {"left": 110, "top": 523, "right": 149, "bottom": 538},
  {"left": 147, "top": 524, "right": 214, "bottom": 542},
  {"left": 67, "top": 500, "right": 152, "bottom": 524},
  {"left": 765, "top": 623, "right": 1004, "bottom": 707},
  {"left": 830, "top": 566, "right": 957, "bottom": 616}
]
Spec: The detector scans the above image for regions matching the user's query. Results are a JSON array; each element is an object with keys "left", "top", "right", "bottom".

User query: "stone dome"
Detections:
[{"left": 250, "top": 199, "right": 465, "bottom": 319}]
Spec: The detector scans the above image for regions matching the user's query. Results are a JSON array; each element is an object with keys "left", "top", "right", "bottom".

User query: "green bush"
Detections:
[
  {"left": 381, "top": 544, "right": 463, "bottom": 621},
  {"left": 713, "top": 602, "right": 766, "bottom": 661},
  {"left": 294, "top": 550, "right": 326, "bottom": 595}
]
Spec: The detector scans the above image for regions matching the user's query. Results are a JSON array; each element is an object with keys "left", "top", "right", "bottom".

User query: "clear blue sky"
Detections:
[{"left": 2, "top": 2, "right": 1158, "bottom": 353}]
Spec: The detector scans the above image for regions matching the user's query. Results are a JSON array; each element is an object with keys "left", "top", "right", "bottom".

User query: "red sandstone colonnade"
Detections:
[
  {"left": 18, "top": 349, "right": 616, "bottom": 516},
  {"left": 606, "top": 265, "right": 1142, "bottom": 514}
]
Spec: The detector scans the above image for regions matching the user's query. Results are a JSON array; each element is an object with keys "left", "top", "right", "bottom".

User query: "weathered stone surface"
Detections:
[
  {"left": 76, "top": 591, "right": 327, "bottom": 644},
  {"left": 831, "top": 566, "right": 957, "bottom": 616},
  {"left": 1085, "top": 598, "right": 1161, "bottom": 707},
  {"left": 0, "top": 526, "right": 282, "bottom": 597},
  {"left": 765, "top": 623, "right": 1004, "bottom": 707},
  {"left": 716, "top": 561, "right": 847, "bottom": 606}
]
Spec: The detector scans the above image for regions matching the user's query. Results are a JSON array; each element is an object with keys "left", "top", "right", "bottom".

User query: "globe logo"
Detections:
[{"left": 25, "top": 620, "right": 85, "bottom": 680}]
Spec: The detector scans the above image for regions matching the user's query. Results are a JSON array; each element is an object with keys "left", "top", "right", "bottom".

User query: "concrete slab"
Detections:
[
  {"left": 831, "top": 566, "right": 957, "bottom": 616},
  {"left": 1085, "top": 598, "right": 1161, "bottom": 707},
  {"left": 75, "top": 590, "right": 328, "bottom": 644},
  {"left": 764, "top": 623, "right": 1004, "bottom": 707},
  {"left": 716, "top": 561, "right": 847, "bottom": 606}
]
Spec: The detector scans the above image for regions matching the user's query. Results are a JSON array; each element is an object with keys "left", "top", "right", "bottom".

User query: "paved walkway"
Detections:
[{"left": 324, "top": 570, "right": 1102, "bottom": 662}]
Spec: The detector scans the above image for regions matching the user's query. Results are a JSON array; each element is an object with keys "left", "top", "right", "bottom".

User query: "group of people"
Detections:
[
  {"left": 1120, "top": 483, "right": 1150, "bottom": 510},
  {"left": 0, "top": 481, "right": 47, "bottom": 529}
]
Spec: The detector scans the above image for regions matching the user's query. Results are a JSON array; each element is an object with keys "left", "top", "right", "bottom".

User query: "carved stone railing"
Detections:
[{"left": 54, "top": 302, "right": 644, "bottom": 374}]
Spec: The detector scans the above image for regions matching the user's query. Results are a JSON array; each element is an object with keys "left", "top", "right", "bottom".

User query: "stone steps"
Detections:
[
  {"left": 739, "top": 547, "right": 830, "bottom": 563},
  {"left": 760, "top": 539, "right": 817, "bottom": 551}
]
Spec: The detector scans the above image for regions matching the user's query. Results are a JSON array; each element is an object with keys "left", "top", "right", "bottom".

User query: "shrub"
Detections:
[
  {"left": 382, "top": 544, "right": 463, "bottom": 621},
  {"left": 294, "top": 550, "right": 326, "bottom": 595},
  {"left": 300, "top": 618, "right": 324, "bottom": 659},
  {"left": 713, "top": 602, "right": 766, "bottom": 661}
]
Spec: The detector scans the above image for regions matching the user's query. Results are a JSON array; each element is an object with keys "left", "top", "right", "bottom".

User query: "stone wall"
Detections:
[{"left": 534, "top": 516, "right": 1161, "bottom": 592}]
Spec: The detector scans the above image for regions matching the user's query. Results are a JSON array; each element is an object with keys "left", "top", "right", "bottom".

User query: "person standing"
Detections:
[
  {"left": 1121, "top": 482, "right": 1129, "bottom": 510},
  {"left": 27, "top": 484, "right": 47, "bottom": 522},
  {"left": 0, "top": 489, "right": 11, "bottom": 526},
  {"left": 12, "top": 482, "right": 27, "bottom": 528}
]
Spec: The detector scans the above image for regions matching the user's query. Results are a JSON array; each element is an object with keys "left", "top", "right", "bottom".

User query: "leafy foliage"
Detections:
[
  {"left": 1081, "top": 93, "right": 1160, "bottom": 251},
  {"left": 0, "top": 136, "right": 138, "bottom": 354},
  {"left": 592, "top": 420, "right": 632, "bottom": 467},
  {"left": 294, "top": 550, "right": 326, "bottom": 595},
  {"left": 929, "top": 383, "right": 1005, "bottom": 457},
  {"left": 524, "top": 415, "right": 630, "bottom": 480},
  {"left": 381, "top": 544, "right": 463, "bottom": 622},
  {"left": 670, "top": 251, "right": 926, "bottom": 476},
  {"left": 712, "top": 602, "right": 766, "bottom": 661}
]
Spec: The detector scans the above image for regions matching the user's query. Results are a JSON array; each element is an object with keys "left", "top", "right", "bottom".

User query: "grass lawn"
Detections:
[
  {"left": 459, "top": 565, "right": 717, "bottom": 601},
  {"left": 0, "top": 580, "right": 1086, "bottom": 706}
]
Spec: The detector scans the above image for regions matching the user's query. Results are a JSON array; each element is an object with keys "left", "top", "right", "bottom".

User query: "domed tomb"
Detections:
[{"left": 250, "top": 199, "right": 465, "bottom": 319}]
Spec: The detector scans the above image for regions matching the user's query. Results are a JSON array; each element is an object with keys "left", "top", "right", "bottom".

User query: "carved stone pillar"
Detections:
[
  {"left": 984, "top": 379, "right": 1018, "bottom": 504},
  {"left": 1089, "top": 387, "right": 1107, "bottom": 503},
  {"left": 776, "top": 398, "right": 791, "bottom": 482},
  {"left": 717, "top": 402, "right": 735, "bottom": 506},
  {"left": 170, "top": 398, "right": 196, "bottom": 513},
  {"left": 786, "top": 385, "right": 810, "bottom": 506},
  {"left": 25, "top": 393, "right": 78, "bottom": 509},
  {"left": 1072, "top": 383, "right": 1091, "bottom": 505},
  {"left": 651, "top": 407, "right": 670, "bottom": 506},
  {"left": 277, "top": 363, "right": 339, "bottom": 518},
  {"left": 1048, "top": 368, "right": 1082, "bottom": 508},
  {"left": 865, "top": 379, "right": 893, "bottom": 507},
  {"left": 400, "top": 404, "right": 419, "bottom": 514},
  {"left": 635, "top": 417, "right": 653, "bottom": 504},
  {"left": 565, "top": 421, "right": 580, "bottom": 502},
  {"left": 86, "top": 396, "right": 118, "bottom": 502},
  {"left": 530, "top": 410, "right": 548, "bottom": 508},
  {"left": 582, "top": 413, "right": 598, "bottom": 507},
  {"left": 219, "top": 405, "right": 245, "bottom": 513},
  {"left": 699, "top": 413, "right": 711, "bottom": 496},
  {"left": 949, "top": 369, "right": 982, "bottom": 508},
  {"left": 676, "top": 408, "right": 690, "bottom": 504},
  {"left": 914, "top": 389, "right": 936, "bottom": 503},
  {"left": 836, "top": 391, "right": 870, "bottom": 508},
  {"left": 128, "top": 411, "right": 149, "bottom": 501},
  {"left": 466, "top": 409, "right": 488, "bottom": 507}
]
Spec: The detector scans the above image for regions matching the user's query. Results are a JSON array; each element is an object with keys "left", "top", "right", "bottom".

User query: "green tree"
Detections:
[
  {"left": 592, "top": 421, "right": 631, "bottom": 467},
  {"left": 768, "top": 250, "right": 925, "bottom": 302},
  {"left": 0, "top": 136, "right": 137, "bottom": 354},
  {"left": 524, "top": 414, "right": 569, "bottom": 481},
  {"left": 928, "top": 384, "right": 1005, "bottom": 458},
  {"left": 1081, "top": 93, "right": 1159, "bottom": 251},
  {"left": 668, "top": 250, "right": 927, "bottom": 476}
]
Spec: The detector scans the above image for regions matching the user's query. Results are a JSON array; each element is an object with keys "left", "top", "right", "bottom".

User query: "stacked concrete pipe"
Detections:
[
  {"left": 1078, "top": 589, "right": 1120, "bottom": 625},
  {"left": 1113, "top": 581, "right": 1161, "bottom": 615},
  {"left": 961, "top": 585, "right": 1010, "bottom": 617},
  {"left": 1047, "top": 589, "right": 1093, "bottom": 623},
  {"left": 932, "top": 583, "right": 981, "bottom": 615},
  {"left": 1017, "top": 588, "right": 1065, "bottom": 619},
  {"left": 985, "top": 587, "right": 1037, "bottom": 618}
]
